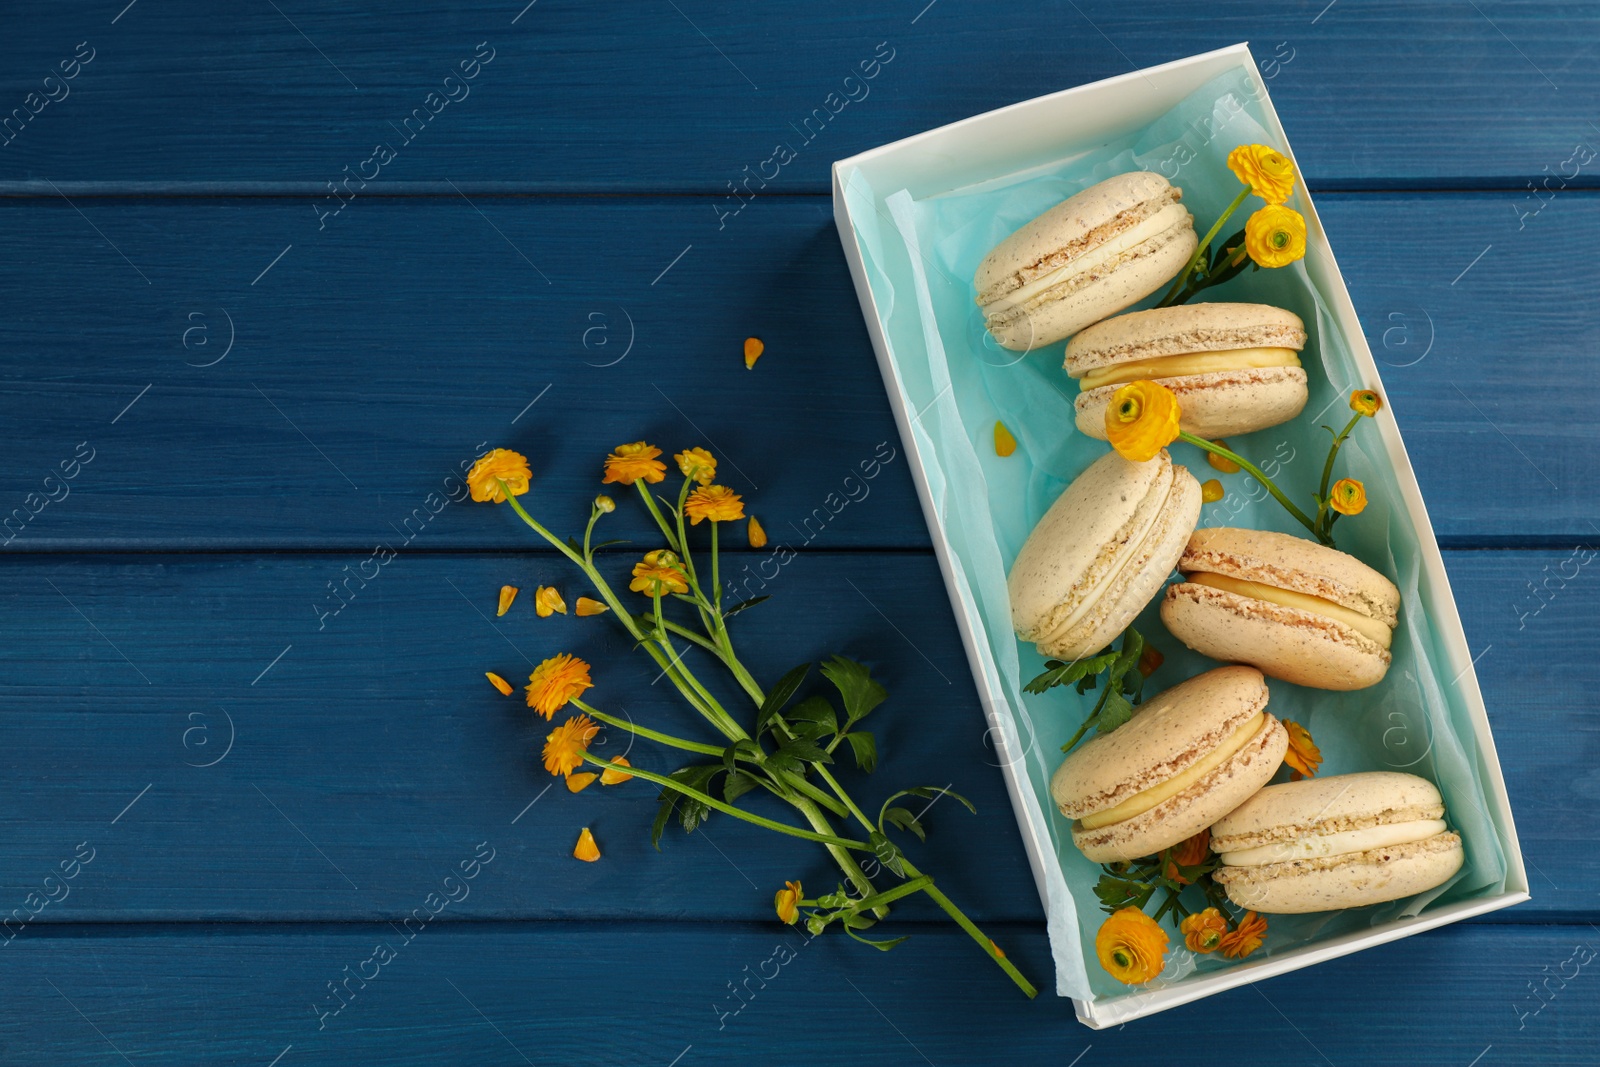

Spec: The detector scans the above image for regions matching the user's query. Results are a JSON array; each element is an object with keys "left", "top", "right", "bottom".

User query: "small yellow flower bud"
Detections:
[{"left": 594, "top": 494, "right": 616, "bottom": 513}]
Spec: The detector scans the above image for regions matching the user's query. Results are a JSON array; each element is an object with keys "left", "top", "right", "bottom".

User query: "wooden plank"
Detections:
[
  {"left": 1, "top": 2, "right": 1595, "bottom": 189},
  {"left": 0, "top": 920, "right": 1587, "bottom": 1063},
  {"left": 0, "top": 548, "right": 1583, "bottom": 921},
  {"left": 0, "top": 194, "right": 1594, "bottom": 551}
]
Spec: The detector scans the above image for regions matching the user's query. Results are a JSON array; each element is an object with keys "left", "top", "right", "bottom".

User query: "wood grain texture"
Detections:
[
  {"left": 0, "top": 548, "right": 1585, "bottom": 921},
  {"left": 0, "top": 1, "right": 1596, "bottom": 190},
  {"left": 0, "top": 194, "right": 1595, "bottom": 552},
  {"left": 0, "top": 921, "right": 1588, "bottom": 1065}
]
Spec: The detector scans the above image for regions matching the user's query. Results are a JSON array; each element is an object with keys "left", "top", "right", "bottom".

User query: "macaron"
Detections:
[
  {"left": 1050, "top": 666, "right": 1289, "bottom": 863},
  {"left": 1210, "top": 771, "right": 1465, "bottom": 913},
  {"left": 974, "top": 172, "right": 1198, "bottom": 352},
  {"left": 1065, "top": 302, "right": 1309, "bottom": 440},
  {"left": 1161, "top": 528, "right": 1401, "bottom": 690},
  {"left": 1009, "top": 448, "right": 1200, "bottom": 662}
]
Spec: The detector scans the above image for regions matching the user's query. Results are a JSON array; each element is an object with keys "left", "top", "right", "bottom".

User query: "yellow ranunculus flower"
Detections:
[
  {"left": 675, "top": 447, "right": 717, "bottom": 485},
  {"left": 602, "top": 441, "right": 667, "bottom": 486},
  {"left": 684, "top": 484, "right": 745, "bottom": 525},
  {"left": 1180, "top": 907, "right": 1228, "bottom": 953},
  {"left": 541, "top": 714, "right": 598, "bottom": 777},
  {"left": 1227, "top": 143, "right": 1296, "bottom": 205},
  {"left": 1104, "top": 380, "right": 1182, "bottom": 463},
  {"left": 1243, "top": 205, "right": 1306, "bottom": 269},
  {"left": 1350, "top": 389, "right": 1382, "bottom": 418},
  {"left": 1218, "top": 911, "right": 1268, "bottom": 959},
  {"left": 466, "top": 448, "right": 532, "bottom": 503},
  {"left": 1330, "top": 478, "right": 1367, "bottom": 516},
  {"left": 629, "top": 549, "right": 689, "bottom": 597},
  {"left": 774, "top": 880, "right": 802, "bottom": 924},
  {"left": 525, "top": 653, "right": 593, "bottom": 720},
  {"left": 1095, "top": 907, "right": 1168, "bottom": 985},
  {"left": 1281, "top": 719, "right": 1323, "bottom": 780}
]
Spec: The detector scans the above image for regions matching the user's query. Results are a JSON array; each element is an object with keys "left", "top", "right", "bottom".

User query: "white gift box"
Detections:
[{"left": 831, "top": 43, "right": 1528, "bottom": 1027}]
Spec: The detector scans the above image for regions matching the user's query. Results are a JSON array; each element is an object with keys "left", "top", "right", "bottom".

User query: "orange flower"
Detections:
[
  {"left": 1104, "top": 380, "right": 1181, "bottom": 463},
  {"left": 747, "top": 515, "right": 767, "bottom": 549},
  {"left": 744, "top": 337, "right": 764, "bottom": 369},
  {"left": 1201, "top": 478, "right": 1225, "bottom": 503},
  {"left": 485, "top": 671, "right": 513, "bottom": 697},
  {"left": 573, "top": 827, "right": 601, "bottom": 862},
  {"left": 466, "top": 448, "right": 532, "bottom": 503},
  {"left": 1350, "top": 389, "right": 1382, "bottom": 418},
  {"left": 1282, "top": 719, "right": 1323, "bottom": 780},
  {"left": 496, "top": 585, "right": 518, "bottom": 616},
  {"left": 1218, "top": 911, "right": 1268, "bottom": 959},
  {"left": 602, "top": 441, "right": 666, "bottom": 486},
  {"left": 1330, "top": 478, "right": 1367, "bottom": 516},
  {"left": 1164, "top": 829, "right": 1211, "bottom": 885},
  {"left": 566, "top": 772, "right": 598, "bottom": 793},
  {"left": 541, "top": 714, "right": 599, "bottom": 777},
  {"left": 1207, "top": 440, "right": 1241, "bottom": 474},
  {"left": 1095, "top": 908, "right": 1168, "bottom": 985},
  {"left": 1180, "top": 908, "right": 1229, "bottom": 954},
  {"left": 1136, "top": 645, "right": 1164, "bottom": 678},
  {"left": 1227, "top": 143, "right": 1297, "bottom": 205},
  {"left": 630, "top": 550, "right": 689, "bottom": 598},
  {"left": 994, "top": 421, "right": 1018, "bottom": 457},
  {"left": 534, "top": 585, "right": 566, "bottom": 617},
  {"left": 675, "top": 447, "right": 717, "bottom": 485},
  {"left": 575, "top": 596, "right": 609, "bottom": 617},
  {"left": 685, "top": 484, "right": 745, "bottom": 525},
  {"left": 774, "top": 880, "right": 802, "bottom": 924},
  {"left": 600, "top": 756, "right": 633, "bottom": 785},
  {"left": 525, "top": 654, "right": 593, "bottom": 720}
]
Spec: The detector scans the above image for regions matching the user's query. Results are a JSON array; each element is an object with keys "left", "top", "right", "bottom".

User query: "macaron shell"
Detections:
[
  {"left": 1071, "top": 714, "right": 1289, "bottom": 863},
  {"left": 1035, "top": 461, "right": 1201, "bottom": 660},
  {"left": 1074, "top": 366, "right": 1309, "bottom": 440},
  {"left": 1161, "top": 580, "right": 1392, "bottom": 690},
  {"left": 1064, "top": 301, "right": 1307, "bottom": 375},
  {"left": 1213, "top": 832, "right": 1464, "bottom": 913},
  {"left": 1180, "top": 527, "right": 1400, "bottom": 626},
  {"left": 986, "top": 222, "right": 1196, "bottom": 351},
  {"left": 1052, "top": 665, "right": 1270, "bottom": 818},
  {"left": 1211, "top": 770, "right": 1447, "bottom": 852}
]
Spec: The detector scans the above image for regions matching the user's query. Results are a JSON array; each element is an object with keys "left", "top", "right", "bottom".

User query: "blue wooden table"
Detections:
[{"left": 2, "top": 2, "right": 1594, "bottom": 1062}]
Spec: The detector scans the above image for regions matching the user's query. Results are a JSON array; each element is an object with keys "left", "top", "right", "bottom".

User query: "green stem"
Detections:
[
  {"left": 635, "top": 481, "right": 680, "bottom": 553},
  {"left": 582, "top": 504, "right": 601, "bottom": 559},
  {"left": 1177, "top": 432, "right": 1321, "bottom": 540},
  {"left": 900, "top": 857, "right": 1038, "bottom": 998},
  {"left": 1315, "top": 412, "right": 1363, "bottom": 541},
  {"left": 1158, "top": 186, "right": 1251, "bottom": 307},
  {"left": 580, "top": 755, "right": 868, "bottom": 850},
  {"left": 574, "top": 701, "right": 726, "bottom": 756}
]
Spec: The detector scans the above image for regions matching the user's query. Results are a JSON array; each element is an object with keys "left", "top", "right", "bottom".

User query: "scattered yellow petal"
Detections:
[
  {"left": 990, "top": 939, "right": 1007, "bottom": 959},
  {"left": 566, "top": 772, "right": 598, "bottom": 793},
  {"left": 600, "top": 756, "right": 634, "bottom": 785},
  {"left": 534, "top": 585, "right": 567, "bottom": 617},
  {"left": 1201, "top": 478, "right": 1225, "bottom": 503},
  {"left": 574, "top": 827, "right": 601, "bottom": 862},
  {"left": 485, "top": 672, "right": 513, "bottom": 697},
  {"left": 575, "top": 596, "right": 609, "bottom": 617},
  {"left": 747, "top": 515, "right": 768, "bottom": 548},
  {"left": 1206, "top": 441, "right": 1241, "bottom": 474},
  {"left": 497, "top": 585, "right": 518, "bottom": 617},
  {"left": 744, "top": 337, "right": 765, "bottom": 369},
  {"left": 994, "top": 420, "right": 1017, "bottom": 457}
]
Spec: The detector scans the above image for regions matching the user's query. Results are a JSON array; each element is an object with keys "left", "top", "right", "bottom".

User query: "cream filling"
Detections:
[
  {"left": 1220, "top": 818, "right": 1447, "bottom": 867},
  {"left": 1078, "top": 713, "right": 1265, "bottom": 831},
  {"left": 1186, "top": 572, "right": 1393, "bottom": 649},
  {"left": 986, "top": 202, "right": 1190, "bottom": 315},
  {"left": 1077, "top": 347, "right": 1302, "bottom": 391}
]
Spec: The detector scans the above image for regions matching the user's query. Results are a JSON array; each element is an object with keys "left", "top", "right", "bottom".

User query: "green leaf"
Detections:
[
  {"left": 845, "top": 926, "right": 910, "bottom": 951},
  {"left": 774, "top": 738, "right": 833, "bottom": 765},
  {"left": 565, "top": 536, "right": 583, "bottom": 554},
  {"left": 821, "top": 656, "right": 887, "bottom": 726},
  {"left": 678, "top": 796, "right": 711, "bottom": 834},
  {"left": 723, "top": 595, "right": 770, "bottom": 618},
  {"left": 722, "top": 770, "right": 759, "bottom": 804},
  {"left": 867, "top": 831, "right": 906, "bottom": 877},
  {"left": 651, "top": 764, "right": 721, "bottom": 846},
  {"left": 843, "top": 730, "right": 877, "bottom": 774},
  {"left": 755, "top": 662, "right": 811, "bottom": 736},
  {"left": 892, "top": 785, "right": 976, "bottom": 815},
  {"left": 588, "top": 539, "right": 631, "bottom": 552},
  {"left": 1023, "top": 652, "right": 1116, "bottom": 695},
  {"left": 650, "top": 790, "right": 680, "bottom": 851},
  {"left": 1097, "top": 686, "right": 1136, "bottom": 734},
  {"left": 882, "top": 806, "right": 926, "bottom": 842}
]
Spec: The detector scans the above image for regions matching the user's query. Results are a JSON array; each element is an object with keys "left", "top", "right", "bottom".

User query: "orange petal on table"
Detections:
[
  {"left": 600, "top": 757, "right": 634, "bottom": 785},
  {"left": 743, "top": 336, "right": 765, "bottom": 369},
  {"left": 566, "top": 772, "right": 599, "bottom": 793},
  {"left": 574, "top": 827, "right": 601, "bottom": 862},
  {"left": 496, "top": 585, "right": 518, "bottom": 616},
  {"left": 575, "top": 596, "right": 609, "bottom": 617},
  {"left": 994, "top": 421, "right": 1018, "bottom": 457},
  {"left": 1201, "top": 478, "right": 1225, "bottom": 503},
  {"left": 485, "top": 671, "right": 514, "bottom": 697},
  {"left": 747, "top": 515, "right": 768, "bottom": 548},
  {"left": 535, "top": 586, "right": 567, "bottom": 617}
]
